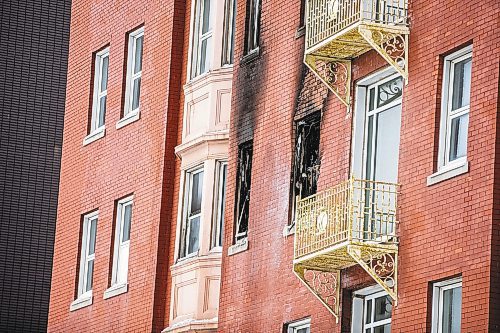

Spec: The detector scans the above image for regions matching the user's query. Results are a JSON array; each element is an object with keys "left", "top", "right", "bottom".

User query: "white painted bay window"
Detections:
[
  {"left": 105, "top": 196, "right": 133, "bottom": 299},
  {"left": 70, "top": 211, "right": 98, "bottom": 311},
  {"left": 212, "top": 162, "right": 227, "bottom": 248},
  {"left": 117, "top": 27, "right": 144, "bottom": 128},
  {"left": 191, "top": 0, "right": 213, "bottom": 79},
  {"left": 180, "top": 168, "right": 204, "bottom": 258},
  {"left": 431, "top": 277, "right": 462, "bottom": 333}
]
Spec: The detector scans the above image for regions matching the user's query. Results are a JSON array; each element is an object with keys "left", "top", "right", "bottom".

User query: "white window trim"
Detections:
[
  {"left": 352, "top": 285, "right": 391, "bottom": 333},
  {"left": 428, "top": 45, "right": 472, "bottom": 185},
  {"left": 221, "top": 0, "right": 236, "bottom": 65},
  {"left": 180, "top": 167, "right": 204, "bottom": 259},
  {"left": 431, "top": 277, "right": 462, "bottom": 333},
  {"left": 189, "top": 0, "right": 214, "bottom": 80},
  {"left": 89, "top": 48, "right": 109, "bottom": 132},
  {"left": 120, "top": 27, "right": 144, "bottom": 126},
  {"left": 107, "top": 195, "right": 133, "bottom": 294},
  {"left": 211, "top": 161, "right": 227, "bottom": 250},
  {"left": 287, "top": 318, "right": 311, "bottom": 333},
  {"left": 70, "top": 211, "right": 98, "bottom": 311}
]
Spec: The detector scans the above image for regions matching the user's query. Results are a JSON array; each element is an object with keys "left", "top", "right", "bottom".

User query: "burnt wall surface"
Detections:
[{"left": 0, "top": 1, "right": 71, "bottom": 332}]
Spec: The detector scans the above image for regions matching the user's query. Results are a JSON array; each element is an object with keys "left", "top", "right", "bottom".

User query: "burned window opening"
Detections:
[
  {"left": 234, "top": 141, "right": 253, "bottom": 243},
  {"left": 291, "top": 112, "right": 321, "bottom": 222}
]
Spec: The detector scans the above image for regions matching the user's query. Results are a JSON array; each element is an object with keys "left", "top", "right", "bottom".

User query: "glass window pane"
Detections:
[
  {"left": 98, "top": 96, "right": 106, "bottom": 127},
  {"left": 217, "top": 165, "right": 227, "bottom": 246},
  {"left": 188, "top": 216, "right": 200, "bottom": 254},
  {"left": 122, "top": 204, "right": 132, "bottom": 242},
  {"left": 442, "top": 286, "right": 462, "bottom": 333},
  {"left": 451, "top": 58, "right": 472, "bottom": 111},
  {"left": 86, "top": 260, "right": 94, "bottom": 292},
  {"left": 374, "top": 296, "right": 392, "bottom": 321},
  {"left": 88, "top": 218, "right": 97, "bottom": 255},
  {"left": 373, "top": 324, "right": 391, "bottom": 333},
  {"left": 132, "top": 77, "right": 141, "bottom": 110},
  {"left": 200, "top": 37, "right": 211, "bottom": 75},
  {"left": 201, "top": 0, "right": 212, "bottom": 34},
  {"left": 190, "top": 171, "right": 204, "bottom": 215},
  {"left": 100, "top": 56, "right": 109, "bottom": 91},
  {"left": 374, "top": 104, "right": 401, "bottom": 183},
  {"left": 134, "top": 35, "right": 143, "bottom": 74},
  {"left": 448, "top": 113, "right": 469, "bottom": 161},
  {"left": 365, "top": 299, "right": 372, "bottom": 324}
]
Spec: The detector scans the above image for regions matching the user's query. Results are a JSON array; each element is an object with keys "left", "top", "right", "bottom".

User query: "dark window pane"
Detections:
[
  {"left": 101, "top": 56, "right": 109, "bottom": 91},
  {"left": 134, "top": 35, "right": 143, "bottom": 74},
  {"left": 188, "top": 216, "right": 200, "bottom": 254},
  {"left": 190, "top": 171, "right": 204, "bottom": 215},
  {"left": 442, "top": 286, "right": 462, "bottom": 333},
  {"left": 365, "top": 299, "right": 372, "bottom": 324},
  {"left": 448, "top": 113, "right": 469, "bottom": 161},
  {"left": 86, "top": 260, "right": 94, "bottom": 292},
  {"left": 235, "top": 142, "right": 253, "bottom": 241},
  {"left": 373, "top": 324, "right": 391, "bottom": 333},
  {"left": 122, "top": 204, "right": 132, "bottom": 242},
  {"left": 202, "top": 0, "right": 211, "bottom": 34},
  {"left": 451, "top": 58, "right": 471, "bottom": 111},
  {"left": 218, "top": 165, "right": 227, "bottom": 246},
  {"left": 200, "top": 37, "right": 210, "bottom": 74},
  {"left": 88, "top": 218, "right": 97, "bottom": 255},
  {"left": 374, "top": 296, "right": 392, "bottom": 321},
  {"left": 132, "top": 77, "right": 141, "bottom": 110},
  {"left": 98, "top": 96, "right": 106, "bottom": 127}
]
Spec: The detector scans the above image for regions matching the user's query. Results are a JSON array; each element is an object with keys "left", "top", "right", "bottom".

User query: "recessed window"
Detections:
[
  {"left": 286, "top": 318, "right": 310, "bottom": 333},
  {"left": 234, "top": 141, "right": 253, "bottom": 243},
  {"left": 244, "top": 0, "right": 261, "bottom": 55},
  {"left": 431, "top": 277, "right": 462, "bottom": 333},
  {"left": 90, "top": 48, "right": 109, "bottom": 133},
  {"left": 123, "top": 28, "right": 144, "bottom": 118},
  {"left": 352, "top": 286, "right": 392, "bottom": 333},
  {"left": 191, "top": 0, "right": 213, "bottom": 79},
  {"left": 221, "top": 0, "right": 236, "bottom": 65},
  {"left": 440, "top": 47, "right": 472, "bottom": 166},
  {"left": 180, "top": 168, "right": 204, "bottom": 258},
  {"left": 111, "top": 196, "right": 133, "bottom": 287},
  {"left": 212, "top": 162, "right": 227, "bottom": 248}
]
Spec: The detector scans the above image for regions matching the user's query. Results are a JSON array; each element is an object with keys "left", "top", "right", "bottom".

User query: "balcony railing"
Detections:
[
  {"left": 306, "top": 0, "right": 408, "bottom": 51},
  {"left": 294, "top": 178, "right": 399, "bottom": 261}
]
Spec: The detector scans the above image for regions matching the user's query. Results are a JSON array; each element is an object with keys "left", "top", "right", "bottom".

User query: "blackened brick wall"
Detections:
[{"left": 0, "top": 1, "right": 71, "bottom": 332}]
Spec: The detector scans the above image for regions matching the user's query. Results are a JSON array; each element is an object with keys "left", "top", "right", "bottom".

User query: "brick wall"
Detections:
[
  {"left": 47, "top": 0, "right": 184, "bottom": 331},
  {"left": 0, "top": 1, "right": 71, "bottom": 332},
  {"left": 219, "top": 0, "right": 500, "bottom": 332}
]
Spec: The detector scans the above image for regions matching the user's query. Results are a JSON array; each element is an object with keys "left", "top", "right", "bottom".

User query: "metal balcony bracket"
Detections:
[
  {"left": 358, "top": 26, "right": 409, "bottom": 83},
  {"left": 347, "top": 244, "right": 398, "bottom": 303},
  {"left": 294, "top": 264, "right": 341, "bottom": 323},
  {"left": 304, "top": 54, "right": 351, "bottom": 107}
]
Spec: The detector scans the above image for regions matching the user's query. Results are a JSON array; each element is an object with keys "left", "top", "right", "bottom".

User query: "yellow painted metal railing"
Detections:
[{"left": 306, "top": 0, "right": 408, "bottom": 51}]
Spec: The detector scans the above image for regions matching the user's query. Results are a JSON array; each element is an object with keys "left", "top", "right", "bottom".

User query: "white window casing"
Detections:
[
  {"left": 431, "top": 277, "right": 462, "bottom": 333},
  {"left": 287, "top": 318, "right": 311, "bottom": 333},
  {"left": 221, "top": 0, "right": 236, "bottom": 65},
  {"left": 117, "top": 27, "right": 144, "bottom": 129},
  {"left": 84, "top": 48, "right": 109, "bottom": 145},
  {"left": 70, "top": 211, "right": 98, "bottom": 311},
  {"left": 428, "top": 45, "right": 472, "bottom": 186},
  {"left": 180, "top": 168, "right": 204, "bottom": 258},
  {"left": 104, "top": 196, "right": 133, "bottom": 299},
  {"left": 351, "top": 285, "right": 392, "bottom": 333},
  {"left": 212, "top": 161, "right": 227, "bottom": 249},
  {"left": 190, "top": 0, "right": 214, "bottom": 79}
]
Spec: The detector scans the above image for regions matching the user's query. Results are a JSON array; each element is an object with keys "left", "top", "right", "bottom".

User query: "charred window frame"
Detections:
[
  {"left": 291, "top": 112, "right": 321, "bottom": 224},
  {"left": 234, "top": 141, "right": 253, "bottom": 243}
]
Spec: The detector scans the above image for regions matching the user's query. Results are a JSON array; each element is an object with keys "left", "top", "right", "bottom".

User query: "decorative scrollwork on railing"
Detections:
[{"left": 303, "top": 269, "right": 340, "bottom": 310}]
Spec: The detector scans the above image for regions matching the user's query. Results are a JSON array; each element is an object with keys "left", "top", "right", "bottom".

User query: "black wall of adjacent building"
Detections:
[{"left": 0, "top": 1, "right": 71, "bottom": 332}]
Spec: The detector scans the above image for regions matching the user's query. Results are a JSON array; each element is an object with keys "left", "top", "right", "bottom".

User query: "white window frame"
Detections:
[
  {"left": 221, "top": 0, "right": 236, "bottom": 65},
  {"left": 117, "top": 27, "right": 144, "bottom": 129},
  {"left": 180, "top": 167, "right": 204, "bottom": 258},
  {"left": 212, "top": 161, "right": 227, "bottom": 249},
  {"left": 428, "top": 45, "right": 472, "bottom": 185},
  {"left": 431, "top": 277, "right": 462, "bottom": 333},
  {"left": 190, "top": 0, "right": 214, "bottom": 79},
  {"left": 70, "top": 211, "right": 98, "bottom": 311},
  {"left": 245, "top": 0, "right": 261, "bottom": 55},
  {"left": 84, "top": 48, "right": 109, "bottom": 145},
  {"left": 105, "top": 196, "right": 133, "bottom": 299},
  {"left": 351, "top": 285, "right": 392, "bottom": 333},
  {"left": 286, "top": 318, "right": 311, "bottom": 333}
]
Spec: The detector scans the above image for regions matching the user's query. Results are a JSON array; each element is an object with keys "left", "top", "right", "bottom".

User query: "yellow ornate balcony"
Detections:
[
  {"left": 293, "top": 178, "right": 399, "bottom": 322},
  {"left": 304, "top": 0, "right": 409, "bottom": 107}
]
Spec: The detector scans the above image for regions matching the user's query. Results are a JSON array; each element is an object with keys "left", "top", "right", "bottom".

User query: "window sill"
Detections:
[
  {"left": 427, "top": 160, "right": 469, "bottom": 186},
  {"left": 83, "top": 126, "right": 106, "bottom": 146},
  {"left": 228, "top": 238, "right": 248, "bottom": 256},
  {"left": 69, "top": 292, "right": 93, "bottom": 311},
  {"left": 240, "top": 47, "right": 260, "bottom": 65},
  {"left": 103, "top": 283, "right": 128, "bottom": 299},
  {"left": 116, "top": 110, "right": 140, "bottom": 129},
  {"left": 283, "top": 223, "right": 295, "bottom": 237},
  {"left": 295, "top": 26, "right": 305, "bottom": 38}
]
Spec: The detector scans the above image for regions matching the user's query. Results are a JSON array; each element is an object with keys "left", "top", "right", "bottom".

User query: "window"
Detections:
[
  {"left": 122, "top": 27, "right": 144, "bottom": 120},
  {"left": 111, "top": 196, "right": 133, "bottom": 287},
  {"left": 180, "top": 169, "right": 204, "bottom": 258},
  {"left": 431, "top": 277, "right": 462, "bottom": 333},
  {"left": 70, "top": 211, "right": 97, "bottom": 311},
  {"left": 244, "top": 0, "right": 260, "bottom": 54},
  {"left": 234, "top": 142, "right": 253, "bottom": 243},
  {"left": 212, "top": 162, "right": 227, "bottom": 248},
  {"left": 222, "top": 0, "right": 236, "bottom": 65},
  {"left": 437, "top": 46, "right": 473, "bottom": 169},
  {"left": 191, "top": 0, "right": 213, "bottom": 78},
  {"left": 352, "top": 286, "right": 392, "bottom": 333},
  {"left": 89, "top": 48, "right": 109, "bottom": 135},
  {"left": 286, "top": 318, "right": 311, "bottom": 333}
]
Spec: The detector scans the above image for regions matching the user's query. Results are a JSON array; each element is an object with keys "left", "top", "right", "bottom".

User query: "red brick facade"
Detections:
[{"left": 219, "top": 1, "right": 499, "bottom": 333}]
